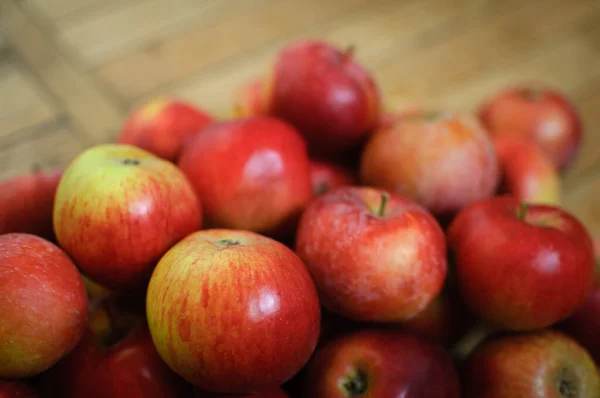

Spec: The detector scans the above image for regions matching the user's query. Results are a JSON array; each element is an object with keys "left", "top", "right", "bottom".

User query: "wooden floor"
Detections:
[{"left": 1, "top": 0, "right": 600, "bottom": 234}]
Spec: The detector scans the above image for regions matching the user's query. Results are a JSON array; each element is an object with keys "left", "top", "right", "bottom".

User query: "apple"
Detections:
[
  {"left": 360, "top": 111, "right": 499, "bottom": 219},
  {"left": 194, "top": 388, "right": 289, "bottom": 398},
  {"left": 303, "top": 329, "right": 461, "bottom": 398},
  {"left": 377, "top": 99, "right": 424, "bottom": 131},
  {"left": 479, "top": 87, "right": 582, "bottom": 170},
  {"left": 309, "top": 160, "right": 356, "bottom": 196},
  {"left": 53, "top": 143, "right": 203, "bottom": 289},
  {"left": 45, "top": 320, "right": 192, "bottom": 398},
  {"left": 295, "top": 186, "right": 447, "bottom": 322},
  {"left": 178, "top": 117, "right": 312, "bottom": 237},
  {"left": 0, "top": 168, "right": 62, "bottom": 240},
  {"left": 464, "top": 330, "right": 600, "bottom": 397},
  {"left": 116, "top": 97, "right": 214, "bottom": 162},
  {"left": 0, "top": 381, "right": 40, "bottom": 398},
  {"left": 264, "top": 40, "right": 380, "bottom": 157},
  {"left": 146, "top": 229, "right": 321, "bottom": 394},
  {"left": 494, "top": 135, "right": 561, "bottom": 205},
  {"left": 0, "top": 233, "right": 88, "bottom": 379},
  {"left": 232, "top": 78, "right": 268, "bottom": 118},
  {"left": 448, "top": 196, "right": 595, "bottom": 331}
]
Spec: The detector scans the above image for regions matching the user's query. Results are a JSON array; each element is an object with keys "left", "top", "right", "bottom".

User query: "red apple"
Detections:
[
  {"left": 232, "top": 78, "right": 268, "bottom": 118},
  {"left": 146, "top": 229, "right": 321, "bottom": 394},
  {"left": 295, "top": 186, "right": 447, "bottom": 322},
  {"left": 464, "top": 330, "right": 600, "bottom": 397},
  {"left": 45, "top": 322, "right": 192, "bottom": 398},
  {"left": 178, "top": 117, "right": 312, "bottom": 237},
  {"left": 53, "top": 144, "right": 202, "bottom": 289},
  {"left": 0, "top": 381, "right": 40, "bottom": 398},
  {"left": 303, "top": 329, "right": 461, "bottom": 398},
  {"left": 194, "top": 389, "right": 289, "bottom": 398},
  {"left": 360, "top": 111, "right": 499, "bottom": 218},
  {"left": 264, "top": 40, "right": 380, "bottom": 157},
  {"left": 448, "top": 196, "right": 595, "bottom": 331},
  {"left": 479, "top": 87, "right": 582, "bottom": 170},
  {"left": 117, "top": 97, "right": 214, "bottom": 162},
  {"left": 0, "top": 233, "right": 88, "bottom": 379},
  {"left": 309, "top": 160, "right": 356, "bottom": 196},
  {"left": 0, "top": 169, "right": 62, "bottom": 240},
  {"left": 494, "top": 135, "right": 561, "bottom": 205}
]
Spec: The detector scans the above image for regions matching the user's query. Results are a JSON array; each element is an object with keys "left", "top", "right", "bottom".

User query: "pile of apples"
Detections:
[{"left": 1, "top": 39, "right": 599, "bottom": 398}]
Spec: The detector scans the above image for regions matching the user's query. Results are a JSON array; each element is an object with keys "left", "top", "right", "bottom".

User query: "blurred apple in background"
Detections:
[
  {"left": 303, "top": 329, "right": 461, "bottom": 398},
  {"left": 309, "top": 160, "right": 356, "bottom": 196},
  {"left": 296, "top": 186, "right": 447, "bottom": 322},
  {"left": 264, "top": 40, "right": 380, "bottom": 158},
  {"left": 146, "top": 229, "right": 320, "bottom": 394},
  {"left": 0, "top": 168, "right": 62, "bottom": 240},
  {"left": 448, "top": 196, "right": 595, "bottom": 331},
  {"left": 116, "top": 97, "right": 214, "bottom": 162},
  {"left": 0, "top": 233, "right": 88, "bottom": 379},
  {"left": 464, "top": 330, "right": 600, "bottom": 397},
  {"left": 53, "top": 144, "right": 202, "bottom": 290},
  {"left": 0, "top": 381, "right": 41, "bottom": 398},
  {"left": 232, "top": 78, "right": 268, "bottom": 118},
  {"left": 494, "top": 135, "right": 561, "bottom": 205},
  {"left": 479, "top": 87, "right": 582, "bottom": 171},
  {"left": 178, "top": 117, "right": 312, "bottom": 238},
  {"left": 360, "top": 111, "right": 499, "bottom": 220}
]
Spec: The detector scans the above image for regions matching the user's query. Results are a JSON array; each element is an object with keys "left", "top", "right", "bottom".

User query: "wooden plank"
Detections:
[
  {"left": 562, "top": 173, "right": 600, "bottom": 238},
  {"left": 161, "top": 0, "right": 509, "bottom": 116},
  {"left": 98, "top": 0, "right": 379, "bottom": 100},
  {"left": 0, "top": 124, "right": 87, "bottom": 180},
  {"left": 57, "top": 0, "right": 277, "bottom": 67},
  {"left": 24, "top": 0, "right": 103, "bottom": 21},
  {"left": 375, "top": 0, "right": 598, "bottom": 102},
  {"left": 0, "top": 0, "right": 125, "bottom": 144},
  {"left": 0, "top": 62, "right": 58, "bottom": 141}
]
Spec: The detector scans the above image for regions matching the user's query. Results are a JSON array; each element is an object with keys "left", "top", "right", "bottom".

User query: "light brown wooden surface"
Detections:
[{"left": 1, "top": 0, "right": 599, "bottom": 233}]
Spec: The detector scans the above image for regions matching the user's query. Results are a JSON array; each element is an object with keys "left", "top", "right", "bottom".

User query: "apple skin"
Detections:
[
  {"left": 494, "top": 135, "right": 560, "bottom": 205},
  {"left": 116, "top": 97, "right": 214, "bottom": 162},
  {"left": 0, "top": 233, "right": 88, "bottom": 379},
  {"left": 53, "top": 144, "right": 203, "bottom": 290},
  {"left": 0, "top": 169, "right": 62, "bottom": 240},
  {"left": 194, "top": 389, "right": 289, "bottom": 398},
  {"left": 146, "top": 229, "right": 321, "bottom": 394},
  {"left": 0, "top": 381, "right": 40, "bottom": 398},
  {"left": 360, "top": 111, "right": 499, "bottom": 218},
  {"left": 264, "top": 40, "right": 380, "bottom": 157},
  {"left": 309, "top": 160, "right": 356, "bottom": 196},
  {"left": 479, "top": 87, "right": 582, "bottom": 170},
  {"left": 303, "top": 329, "right": 461, "bottom": 398},
  {"left": 448, "top": 196, "right": 595, "bottom": 331},
  {"left": 232, "top": 78, "right": 268, "bottom": 118},
  {"left": 178, "top": 117, "right": 312, "bottom": 237},
  {"left": 295, "top": 186, "right": 447, "bottom": 322},
  {"left": 45, "top": 325, "right": 192, "bottom": 398},
  {"left": 559, "top": 237, "right": 600, "bottom": 365},
  {"left": 464, "top": 330, "right": 600, "bottom": 397}
]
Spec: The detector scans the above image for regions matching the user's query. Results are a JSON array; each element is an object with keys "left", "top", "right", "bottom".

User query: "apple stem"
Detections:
[
  {"left": 378, "top": 193, "right": 389, "bottom": 217},
  {"left": 217, "top": 239, "right": 240, "bottom": 247},
  {"left": 450, "top": 320, "right": 498, "bottom": 362},
  {"left": 122, "top": 159, "right": 140, "bottom": 166},
  {"left": 517, "top": 202, "right": 529, "bottom": 221}
]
